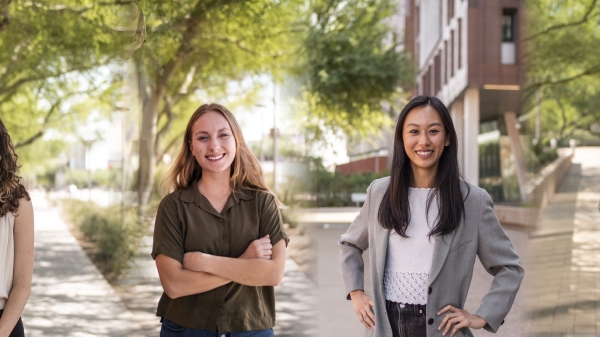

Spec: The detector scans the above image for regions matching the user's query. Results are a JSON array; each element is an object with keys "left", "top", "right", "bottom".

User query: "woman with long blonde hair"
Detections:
[
  {"left": 0, "top": 119, "right": 34, "bottom": 337},
  {"left": 152, "top": 103, "right": 287, "bottom": 337}
]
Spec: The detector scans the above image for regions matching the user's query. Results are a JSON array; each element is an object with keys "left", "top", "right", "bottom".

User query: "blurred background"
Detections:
[{"left": 1, "top": 0, "right": 599, "bottom": 336}]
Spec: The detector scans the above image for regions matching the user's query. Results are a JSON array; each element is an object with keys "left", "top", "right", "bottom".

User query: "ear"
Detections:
[
  {"left": 445, "top": 134, "right": 450, "bottom": 147},
  {"left": 189, "top": 140, "right": 194, "bottom": 155}
]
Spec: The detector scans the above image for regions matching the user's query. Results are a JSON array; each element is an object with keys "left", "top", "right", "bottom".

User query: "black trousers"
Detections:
[
  {"left": 386, "top": 301, "right": 427, "bottom": 337},
  {"left": 0, "top": 309, "right": 25, "bottom": 337}
]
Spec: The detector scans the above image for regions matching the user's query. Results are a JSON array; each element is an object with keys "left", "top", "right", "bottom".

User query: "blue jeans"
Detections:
[{"left": 160, "top": 318, "right": 275, "bottom": 337}]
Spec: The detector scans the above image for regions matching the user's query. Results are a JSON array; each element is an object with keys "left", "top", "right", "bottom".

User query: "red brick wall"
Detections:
[{"left": 335, "top": 156, "right": 388, "bottom": 175}]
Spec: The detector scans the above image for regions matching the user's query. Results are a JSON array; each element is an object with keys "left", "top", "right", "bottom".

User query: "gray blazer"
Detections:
[{"left": 339, "top": 177, "right": 524, "bottom": 337}]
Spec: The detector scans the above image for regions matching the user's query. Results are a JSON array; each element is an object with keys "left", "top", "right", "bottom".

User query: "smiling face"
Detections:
[
  {"left": 402, "top": 105, "right": 450, "bottom": 182},
  {"left": 189, "top": 111, "right": 237, "bottom": 178}
]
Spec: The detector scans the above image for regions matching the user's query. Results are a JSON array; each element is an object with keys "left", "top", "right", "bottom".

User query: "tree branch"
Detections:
[
  {"left": 0, "top": 0, "right": 10, "bottom": 33},
  {"left": 525, "top": 63, "right": 600, "bottom": 92},
  {"left": 15, "top": 99, "right": 62, "bottom": 148},
  {"left": 0, "top": 62, "right": 108, "bottom": 97},
  {"left": 156, "top": 135, "right": 181, "bottom": 165},
  {"left": 522, "top": 0, "right": 598, "bottom": 41},
  {"left": 156, "top": 96, "right": 174, "bottom": 147}
]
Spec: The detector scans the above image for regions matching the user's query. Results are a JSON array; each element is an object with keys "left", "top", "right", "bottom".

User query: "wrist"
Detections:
[{"left": 349, "top": 289, "right": 364, "bottom": 300}]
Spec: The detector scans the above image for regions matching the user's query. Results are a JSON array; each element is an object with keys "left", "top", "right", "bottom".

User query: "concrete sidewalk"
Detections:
[
  {"left": 525, "top": 147, "right": 600, "bottom": 336},
  {"left": 22, "top": 192, "right": 146, "bottom": 337}
]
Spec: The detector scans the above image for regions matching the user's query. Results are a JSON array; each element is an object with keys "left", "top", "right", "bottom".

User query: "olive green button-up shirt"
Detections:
[{"left": 151, "top": 180, "right": 288, "bottom": 332}]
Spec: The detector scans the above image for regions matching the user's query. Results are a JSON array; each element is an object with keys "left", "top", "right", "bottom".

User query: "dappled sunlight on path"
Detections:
[{"left": 22, "top": 192, "right": 145, "bottom": 337}]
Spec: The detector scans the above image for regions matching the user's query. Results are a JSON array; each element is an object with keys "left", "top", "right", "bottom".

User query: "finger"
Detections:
[
  {"left": 438, "top": 305, "right": 455, "bottom": 315},
  {"left": 261, "top": 234, "right": 270, "bottom": 239},
  {"left": 356, "top": 312, "right": 370, "bottom": 328},
  {"left": 443, "top": 317, "right": 462, "bottom": 336},
  {"left": 364, "top": 307, "right": 376, "bottom": 327},
  {"left": 438, "top": 312, "right": 456, "bottom": 330},
  {"left": 450, "top": 320, "right": 469, "bottom": 337},
  {"left": 256, "top": 237, "right": 270, "bottom": 244},
  {"left": 362, "top": 310, "right": 375, "bottom": 328},
  {"left": 262, "top": 249, "right": 272, "bottom": 257}
]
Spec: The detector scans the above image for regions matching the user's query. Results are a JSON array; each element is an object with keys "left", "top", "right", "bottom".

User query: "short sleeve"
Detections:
[
  {"left": 259, "top": 193, "right": 289, "bottom": 247},
  {"left": 151, "top": 194, "right": 185, "bottom": 264}
]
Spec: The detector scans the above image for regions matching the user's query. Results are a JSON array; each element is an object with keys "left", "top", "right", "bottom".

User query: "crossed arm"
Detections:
[
  {"left": 155, "top": 236, "right": 286, "bottom": 299},
  {"left": 0, "top": 198, "right": 34, "bottom": 337}
]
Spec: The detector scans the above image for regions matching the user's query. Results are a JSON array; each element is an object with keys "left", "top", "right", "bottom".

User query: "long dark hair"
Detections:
[
  {"left": 377, "top": 95, "right": 468, "bottom": 237},
  {"left": 0, "top": 119, "right": 30, "bottom": 217}
]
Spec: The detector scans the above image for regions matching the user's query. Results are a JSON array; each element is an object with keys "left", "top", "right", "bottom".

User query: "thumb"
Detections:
[{"left": 262, "top": 234, "right": 270, "bottom": 238}]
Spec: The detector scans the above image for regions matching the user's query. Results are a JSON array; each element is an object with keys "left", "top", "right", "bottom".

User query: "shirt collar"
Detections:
[{"left": 180, "top": 179, "right": 254, "bottom": 214}]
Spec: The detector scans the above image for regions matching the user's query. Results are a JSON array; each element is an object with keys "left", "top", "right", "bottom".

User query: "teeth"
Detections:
[
  {"left": 207, "top": 154, "right": 225, "bottom": 160},
  {"left": 417, "top": 151, "right": 432, "bottom": 155}
]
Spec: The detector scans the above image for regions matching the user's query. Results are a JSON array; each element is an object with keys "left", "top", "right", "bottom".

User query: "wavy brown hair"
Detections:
[
  {"left": 0, "top": 119, "right": 30, "bottom": 217},
  {"left": 160, "top": 103, "right": 283, "bottom": 207}
]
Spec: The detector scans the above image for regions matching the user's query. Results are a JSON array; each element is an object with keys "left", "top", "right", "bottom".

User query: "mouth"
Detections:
[
  {"left": 416, "top": 150, "right": 433, "bottom": 158},
  {"left": 206, "top": 154, "right": 226, "bottom": 161}
]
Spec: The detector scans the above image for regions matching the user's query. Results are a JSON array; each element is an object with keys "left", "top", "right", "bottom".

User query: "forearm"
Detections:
[
  {"left": 155, "top": 254, "right": 231, "bottom": 299},
  {"left": 199, "top": 255, "right": 283, "bottom": 286},
  {"left": 0, "top": 284, "right": 30, "bottom": 336}
]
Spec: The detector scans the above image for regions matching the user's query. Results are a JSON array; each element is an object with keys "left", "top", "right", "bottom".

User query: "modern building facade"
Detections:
[{"left": 339, "top": 0, "right": 527, "bottom": 203}]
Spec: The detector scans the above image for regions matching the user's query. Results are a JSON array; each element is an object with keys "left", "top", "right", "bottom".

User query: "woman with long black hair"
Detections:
[
  {"left": 339, "top": 96, "right": 524, "bottom": 337},
  {"left": 0, "top": 119, "right": 34, "bottom": 337}
]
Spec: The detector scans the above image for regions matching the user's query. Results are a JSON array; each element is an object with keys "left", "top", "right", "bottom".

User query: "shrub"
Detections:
[{"left": 62, "top": 199, "right": 147, "bottom": 280}]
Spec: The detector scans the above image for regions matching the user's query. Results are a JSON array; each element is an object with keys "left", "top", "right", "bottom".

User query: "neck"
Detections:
[
  {"left": 410, "top": 164, "right": 437, "bottom": 188},
  {"left": 198, "top": 171, "right": 231, "bottom": 195}
]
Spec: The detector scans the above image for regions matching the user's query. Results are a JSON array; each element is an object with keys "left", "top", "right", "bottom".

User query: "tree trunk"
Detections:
[{"left": 136, "top": 56, "right": 158, "bottom": 216}]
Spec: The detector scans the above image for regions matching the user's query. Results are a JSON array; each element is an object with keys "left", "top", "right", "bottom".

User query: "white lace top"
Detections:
[{"left": 383, "top": 188, "right": 437, "bottom": 305}]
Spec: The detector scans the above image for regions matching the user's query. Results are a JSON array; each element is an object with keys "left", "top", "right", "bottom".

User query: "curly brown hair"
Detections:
[{"left": 0, "top": 119, "right": 30, "bottom": 217}]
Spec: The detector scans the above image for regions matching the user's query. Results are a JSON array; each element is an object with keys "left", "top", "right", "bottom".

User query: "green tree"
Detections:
[
  {"left": 297, "top": 0, "right": 414, "bottom": 142},
  {"left": 524, "top": 0, "right": 600, "bottom": 142},
  {"left": 0, "top": 0, "right": 144, "bottom": 156},
  {"left": 132, "top": 0, "right": 303, "bottom": 214}
]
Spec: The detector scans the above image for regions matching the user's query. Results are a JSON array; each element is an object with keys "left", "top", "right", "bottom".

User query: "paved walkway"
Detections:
[
  {"left": 22, "top": 192, "right": 146, "bottom": 337},
  {"left": 525, "top": 147, "right": 600, "bottom": 336}
]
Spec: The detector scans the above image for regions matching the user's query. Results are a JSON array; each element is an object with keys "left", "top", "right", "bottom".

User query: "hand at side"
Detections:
[
  {"left": 437, "top": 305, "right": 486, "bottom": 336},
  {"left": 349, "top": 290, "right": 376, "bottom": 330}
]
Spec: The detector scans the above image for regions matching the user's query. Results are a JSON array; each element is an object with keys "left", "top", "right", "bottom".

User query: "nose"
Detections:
[
  {"left": 208, "top": 137, "right": 221, "bottom": 151},
  {"left": 418, "top": 132, "right": 430, "bottom": 147}
]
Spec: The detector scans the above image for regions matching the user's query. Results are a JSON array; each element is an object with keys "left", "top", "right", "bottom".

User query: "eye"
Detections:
[
  {"left": 198, "top": 136, "right": 208, "bottom": 141},
  {"left": 220, "top": 133, "right": 230, "bottom": 138},
  {"left": 429, "top": 129, "right": 440, "bottom": 134},
  {"left": 408, "top": 129, "right": 419, "bottom": 134}
]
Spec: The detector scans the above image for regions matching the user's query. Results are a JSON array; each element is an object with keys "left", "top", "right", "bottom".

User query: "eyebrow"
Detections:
[
  {"left": 405, "top": 122, "right": 443, "bottom": 128},
  {"left": 194, "top": 128, "right": 231, "bottom": 136}
]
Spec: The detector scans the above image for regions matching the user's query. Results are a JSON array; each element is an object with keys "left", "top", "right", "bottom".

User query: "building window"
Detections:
[
  {"left": 450, "top": 30, "right": 455, "bottom": 77},
  {"left": 502, "top": 9, "right": 517, "bottom": 64},
  {"left": 502, "top": 10, "right": 516, "bottom": 42},
  {"left": 434, "top": 53, "right": 441, "bottom": 94},
  {"left": 447, "top": 0, "right": 454, "bottom": 24},
  {"left": 458, "top": 18, "right": 462, "bottom": 69},
  {"left": 444, "top": 40, "right": 448, "bottom": 84}
]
